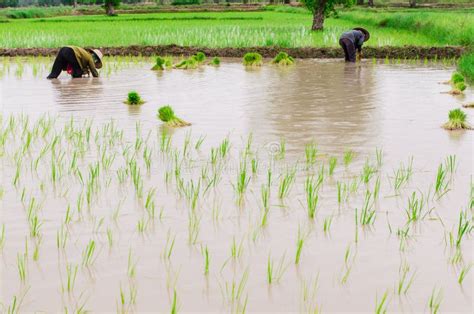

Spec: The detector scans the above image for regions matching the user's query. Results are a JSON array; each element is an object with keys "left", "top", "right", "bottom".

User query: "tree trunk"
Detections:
[
  {"left": 357, "top": 0, "right": 364, "bottom": 5},
  {"left": 409, "top": 0, "right": 416, "bottom": 8},
  {"left": 106, "top": 3, "right": 115, "bottom": 16},
  {"left": 73, "top": 0, "right": 77, "bottom": 8},
  {"left": 311, "top": 1, "right": 326, "bottom": 31},
  {"left": 284, "top": 0, "right": 291, "bottom": 4},
  {"left": 368, "top": 0, "right": 373, "bottom": 7}
]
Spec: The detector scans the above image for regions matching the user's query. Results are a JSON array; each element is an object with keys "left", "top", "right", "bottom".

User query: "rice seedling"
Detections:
[
  {"left": 405, "top": 191, "right": 425, "bottom": 222},
  {"left": 107, "top": 228, "right": 113, "bottom": 248},
  {"left": 175, "top": 57, "right": 198, "bottom": 70},
  {"left": 340, "top": 244, "right": 356, "bottom": 284},
  {"left": 396, "top": 262, "right": 416, "bottom": 295},
  {"left": 305, "top": 176, "right": 319, "bottom": 219},
  {"left": 343, "top": 150, "right": 355, "bottom": 167},
  {"left": 124, "top": 91, "right": 145, "bottom": 106},
  {"left": 163, "top": 231, "right": 176, "bottom": 260},
  {"left": 278, "top": 167, "right": 296, "bottom": 199},
  {"left": 17, "top": 252, "right": 27, "bottom": 282},
  {"left": 195, "top": 135, "right": 205, "bottom": 150},
  {"left": 428, "top": 287, "right": 443, "bottom": 314},
  {"left": 454, "top": 210, "right": 472, "bottom": 248},
  {"left": 56, "top": 225, "right": 68, "bottom": 250},
  {"left": 358, "top": 190, "right": 376, "bottom": 226},
  {"left": 442, "top": 108, "right": 472, "bottom": 130},
  {"left": 127, "top": 249, "right": 137, "bottom": 278},
  {"left": 157, "top": 106, "right": 191, "bottom": 128},
  {"left": 444, "top": 155, "right": 457, "bottom": 175},
  {"left": 82, "top": 239, "right": 97, "bottom": 267},
  {"left": 434, "top": 163, "right": 449, "bottom": 196},
  {"left": 375, "top": 147, "right": 383, "bottom": 168},
  {"left": 210, "top": 57, "right": 221, "bottom": 66},
  {"left": 375, "top": 290, "right": 389, "bottom": 314},
  {"left": 260, "top": 184, "right": 270, "bottom": 227},
  {"left": 451, "top": 72, "right": 464, "bottom": 85},
  {"left": 328, "top": 156, "right": 337, "bottom": 176},
  {"left": 272, "top": 52, "right": 294, "bottom": 66},
  {"left": 361, "top": 159, "right": 376, "bottom": 184},
  {"left": 171, "top": 290, "right": 178, "bottom": 314},
  {"left": 392, "top": 158, "right": 413, "bottom": 191},
  {"left": 267, "top": 253, "right": 289, "bottom": 284},
  {"left": 251, "top": 158, "right": 259, "bottom": 175},
  {"left": 300, "top": 276, "right": 321, "bottom": 314},
  {"left": 151, "top": 56, "right": 172, "bottom": 70},
  {"left": 203, "top": 246, "right": 210, "bottom": 275},
  {"left": 235, "top": 160, "right": 250, "bottom": 206},
  {"left": 221, "top": 270, "right": 249, "bottom": 309},
  {"left": 295, "top": 226, "right": 309, "bottom": 265},
  {"left": 243, "top": 52, "right": 263, "bottom": 67},
  {"left": 63, "top": 263, "right": 78, "bottom": 293},
  {"left": 305, "top": 142, "right": 317, "bottom": 165},
  {"left": 187, "top": 211, "right": 201, "bottom": 245},
  {"left": 230, "top": 236, "right": 244, "bottom": 260},
  {"left": 323, "top": 216, "right": 333, "bottom": 234}
]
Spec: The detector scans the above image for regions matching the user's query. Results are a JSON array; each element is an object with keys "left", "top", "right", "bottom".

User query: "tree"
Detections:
[
  {"left": 357, "top": 0, "right": 363, "bottom": 5},
  {"left": 300, "top": 0, "right": 342, "bottom": 30},
  {"left": 105, "top": 0, "right": 120, "bottom": 16},
  {"left": 368, "top": 0, "right": 373, "bottom": 7},
  {"left": 409, "top": 0, "right": 416, "bottom": 7}
]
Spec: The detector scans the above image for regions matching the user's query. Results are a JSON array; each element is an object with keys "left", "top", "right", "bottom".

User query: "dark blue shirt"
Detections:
[{"left": 340, "top": 30, "right": 365, "bottom": 50}]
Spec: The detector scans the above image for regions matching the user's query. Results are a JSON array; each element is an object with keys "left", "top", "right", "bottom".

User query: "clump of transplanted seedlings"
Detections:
[
  {"left": 210, "top": 57, "right": 221, "bottom": 66},
  {"left": 175, "top": 57, "right": 198, "bottom": 70},
  {"left": 124, "top": 91, "right": 145, "bottom": 105},
  {"left": 151, "top": 56, "right": 172, "bottom": 70},
  {"left": 157, "top": 105, "right": 191, "bottom": 127},
  {"left": 448, "top": 72, "right": 467, "bottom": 95},
  {"left": 442, "top": 108, "right": 472, "bottom": 130},
  {"left": 174, "top": 52, "right": 205, "bottom": 69},
  {"left": 243, "top": 52, "right": 263, "bottom": 66},
  {"left": 462, "top": 102, "right": 474, "bottom": 108},
  {"left": 272, "top": 52, "right": 294, "bottom": 66}
]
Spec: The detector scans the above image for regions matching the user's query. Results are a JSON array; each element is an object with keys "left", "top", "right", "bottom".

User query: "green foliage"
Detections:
[
  {"left": 272, "top": 52, "right": 294, "bottom": 65},
  {"left": 451, "top": 72, "right": 464, "bottom": 84},
  {"left": 211, "top": 57, "right": 221, "bottom": 66},
  {"left": 458, "top": 53, "right": 474, "bottom": 82},
  {"left": 172, "top": 0, "right": 201, "bottom": 5},
  {"left": 193, "top": 51, "right": 206, "bottom": 63},
  {"left": 175, "top": 57, "right": 198, "bottom": 69},
  {"left": 152, "top": 56, "right": 166, "bottom": 70},
  {"left": 443, "top": 108, "right": 471, "bottom": 130},
  {"left": 243, "top": 52, "right": 263, "bottom": 66},
  {"left": 456, "top": 81, "right": 466, "bottom": 92},
  {"left": 125, "top": 91, "right": 144, "bottom": 105},
  {"left": 157, "top": 105, "right": 191, "bottom": 127}
]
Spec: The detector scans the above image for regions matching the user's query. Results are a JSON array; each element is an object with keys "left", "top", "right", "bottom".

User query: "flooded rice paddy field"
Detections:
[{"left": 0, "top": 57, "right": 473, "bottom": 313}]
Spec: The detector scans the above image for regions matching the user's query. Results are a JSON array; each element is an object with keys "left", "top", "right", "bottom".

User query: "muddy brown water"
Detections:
[{"left": 0, "top": 58, "right": 473, "bottom": 313}]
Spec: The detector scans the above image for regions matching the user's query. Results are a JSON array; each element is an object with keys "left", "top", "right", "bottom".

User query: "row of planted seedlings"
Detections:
[{"left": 0, "top": 113, "right": 472, "bottom": 313}]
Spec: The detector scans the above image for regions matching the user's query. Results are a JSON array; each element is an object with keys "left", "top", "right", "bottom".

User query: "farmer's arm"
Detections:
[
  {"left": 356, "top": 35, "right": 365, "bottom": 52},
  {"left": 88, "top": 57, "right": 99, "bottom": 77}
]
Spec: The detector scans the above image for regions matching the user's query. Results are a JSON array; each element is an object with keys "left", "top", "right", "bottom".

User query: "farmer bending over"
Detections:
[
  {"left": 339, "top": 28, "right": 370, "bottom": 62},
  {"left": 47, "top": 46, "right": 103, "bottom": 79}
]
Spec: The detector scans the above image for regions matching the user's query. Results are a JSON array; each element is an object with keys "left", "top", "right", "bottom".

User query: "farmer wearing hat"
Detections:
[
  {"left": 339, "top": 28, "right": 370, "bottom": 62},
  {"left": 47, "top": 46, "right": 103, "bottom": 79}
]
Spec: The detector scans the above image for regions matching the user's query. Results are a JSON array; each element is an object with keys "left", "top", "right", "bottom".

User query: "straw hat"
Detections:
[
  {"left": 90, "top": 49, "right": 103, "bottom": 69},
  {"left": 353, "top": 27, "right": 370, "bottom": 42}
]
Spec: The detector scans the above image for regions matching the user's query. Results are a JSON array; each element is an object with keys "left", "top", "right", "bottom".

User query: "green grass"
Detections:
[
  {"left": 458, "top": 52, "right": 474, "bottom": 81},
  {"left": 0, "top": 9, "right": 472, "bottom": 48}
]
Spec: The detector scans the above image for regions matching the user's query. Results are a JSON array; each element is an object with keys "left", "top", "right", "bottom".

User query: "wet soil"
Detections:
[{"left": 0, "top": 45, "right": 466, "bottom": 59}]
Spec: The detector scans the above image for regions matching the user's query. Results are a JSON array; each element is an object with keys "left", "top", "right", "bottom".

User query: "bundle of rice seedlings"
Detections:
[
  {"left": 211, "top": 57, "right": 221, "bottom": 66},
  {"left": 243, "top": 52, "right": 263, "bottom": 66},
  {"left": 175, "top": 57, "right": 198, "bottom": 70},
  {"left": 193, "top": 52, "right": 206, "bottom": 63},
  {"left": 124, "top": 91, "right": 145, "bottom": 105},
  {"left": 442, "top": 108, "right": 472, "bottom": 130},
  {"left": 157, "top": 106, "right": 191, "bottom": 127},
  {"left": 151, "top": 56, "right": 172, "bottom": 70},
  {"left": 451, "top": 72, "right": 464, "bottom": 85},
  {"left": 272, "top": 52, "right": 294, "bottom": 66},
  {"left": 462, "top": 103, "right": 474, "bottom": 108}
]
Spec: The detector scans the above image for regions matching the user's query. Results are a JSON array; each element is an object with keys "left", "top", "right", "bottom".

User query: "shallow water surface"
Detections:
[{"left": 0, "top": 58, "right": 472, "bottom": 313}]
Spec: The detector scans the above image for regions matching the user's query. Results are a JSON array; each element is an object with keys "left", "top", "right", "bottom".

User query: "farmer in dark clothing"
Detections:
[
  {"left": 47, "top": 46, "right": 103, "bottom": 79},
  {"left": 339, "top": 28, "right": 370, "bottom": 62}
]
